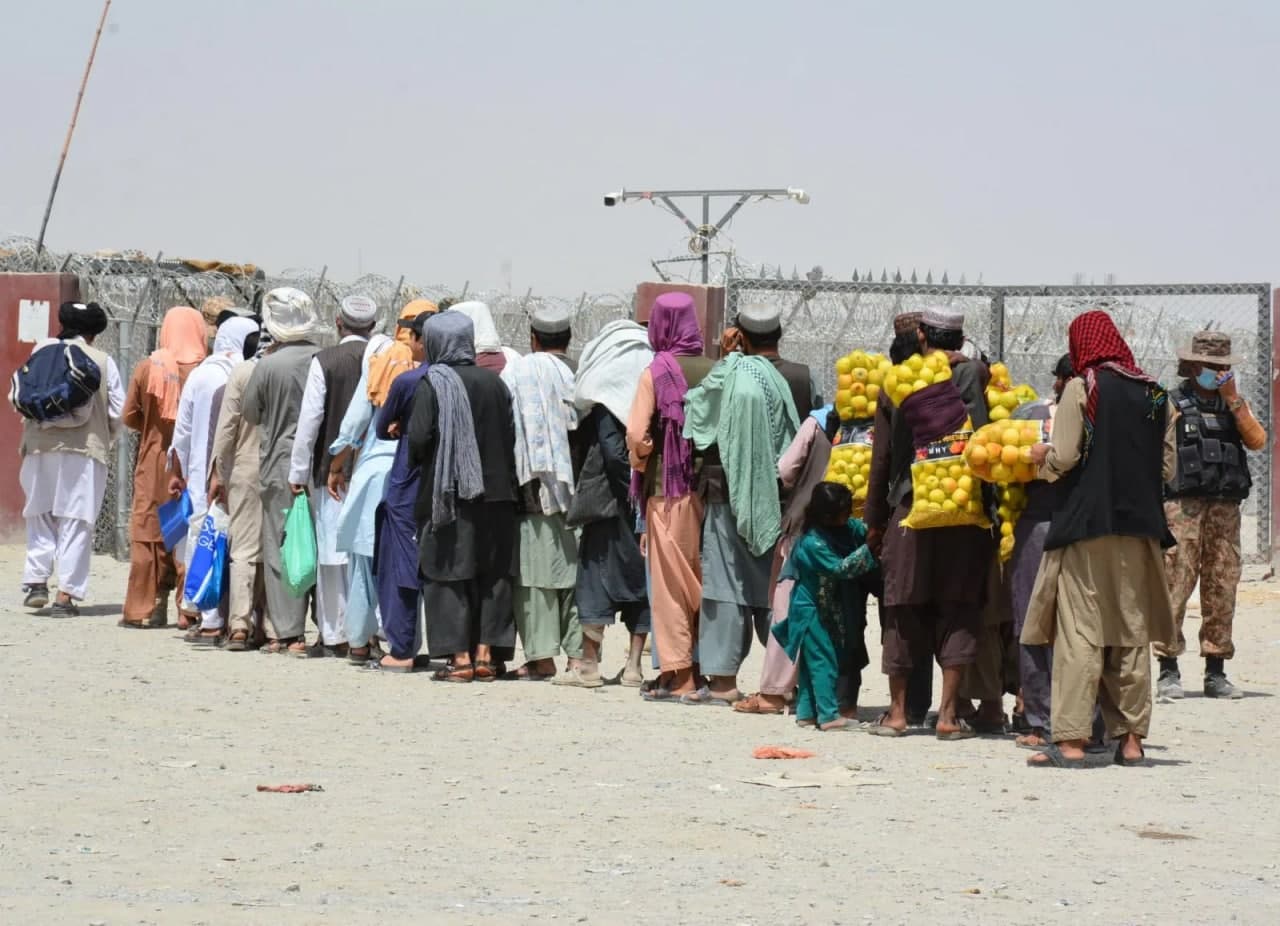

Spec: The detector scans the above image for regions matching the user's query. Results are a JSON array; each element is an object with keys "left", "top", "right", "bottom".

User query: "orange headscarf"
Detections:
[
  {"left": 147, "top": 306, "right": 208, "bottom": 421},
  {"left": 367, "top": 299, "right": 436, "bottom": 406}
]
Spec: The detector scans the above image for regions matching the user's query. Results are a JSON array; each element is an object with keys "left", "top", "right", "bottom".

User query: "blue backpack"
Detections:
[{"left": 9, "top": 341, "right": 103, "bottom": 422}]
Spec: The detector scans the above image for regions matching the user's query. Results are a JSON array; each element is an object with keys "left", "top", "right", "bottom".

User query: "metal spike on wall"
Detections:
[
  {"left": 851, "top": 270, "right": 859, "bottom": 282},
  {"left": 894, "top": 269, "right": 902, "bottom": 283},
  {"left": 941, "top": 271, "right": 949, "bottom": 285},
  {"left": 958, "top": 273, "right": 966, "bottom": 285},
  {"left": 881, "top": 269, "right": 888, "bottom": 283},
  {"left": 926, "top": 270, "right": 933, "bottom": 285}
]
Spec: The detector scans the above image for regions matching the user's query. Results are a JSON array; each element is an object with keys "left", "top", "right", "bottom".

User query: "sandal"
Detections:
[
  {"left": 224, "top": 630, "right": 254, "bottom": 652},
  {"left": 473, "top": 660, "right": 498, "bottom": 682},
  {"left": 262, "top": 637, "right": 301, "bottom": 655},
  {"left": 118, "top": 618, "right": 165, "bottom": 630},
  {"left": 733, "top": 693, "right": 786, "bottom": 716},
  {"left": 866, "top": 712, "right": 909, "bottom": 738},
  {"left": 509, "top": 662, "right": 556, "bottom": 681},
  {"left": 433, "top": 663, "right": 475, "bottom": 683},
  {"left": 366, "top": 656, "right": 415, "bottom": 673},
  {"left": 1016, "top": 732, "right": 1051, "bottom": 751},
  {"left": 1113, "top": 744, "right": 1147, "bottom": 767},
  {"left": 966, "top": 715, "right": 1010, "bottom": 736},
  {"left": 1027, "top": 744, "right": 1100, "bottom": 769},
  {"left": 936, "top": 718, "right": 979, "bottom": 741}
]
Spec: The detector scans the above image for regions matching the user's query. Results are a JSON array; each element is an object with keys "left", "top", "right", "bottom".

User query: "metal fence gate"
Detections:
[{"left": 727, "top": 277, "right": 1273, "bottom": 564}]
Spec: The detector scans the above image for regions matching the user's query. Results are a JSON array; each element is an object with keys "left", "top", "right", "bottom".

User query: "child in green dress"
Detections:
[{"left": 771, "top": 483, "right": 877, "bottom": 731}]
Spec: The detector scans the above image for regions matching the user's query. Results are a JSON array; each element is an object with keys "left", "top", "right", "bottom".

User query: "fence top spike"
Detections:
[
  {"left": 851, "top": 270, "right": 860, "bottom": 282},
  {"left": 941, "top": 271, "right": 949, "bottom": 285},
  {"left": 958, "top": 273, "right": 966, "bottom": 285},
  {"left": 881, "top": 269, "right": 888, "bottom": 283},
  {"left": 894, "top": 269, "right": 902, "bottom": 283}
]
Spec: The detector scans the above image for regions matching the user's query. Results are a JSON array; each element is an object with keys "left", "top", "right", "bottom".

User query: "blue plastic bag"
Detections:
[
  {"left": 183, "top": 505, "right": 230, "bottom": 612},
  {"left": 158, "top": 491, "right": 194, "bottom": 552},
  {"left": 281, "top": 493, "right": 317, "bottom": 598}
]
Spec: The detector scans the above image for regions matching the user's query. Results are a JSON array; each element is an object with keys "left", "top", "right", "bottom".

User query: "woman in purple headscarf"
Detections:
[{"left": 626, "top": 292, "right": 713, "bottom": 702}]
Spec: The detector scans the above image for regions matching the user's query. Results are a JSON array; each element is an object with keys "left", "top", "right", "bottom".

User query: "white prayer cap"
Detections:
[
  {"left": 262, "top": 287, "right": 318, "bottom": 344},
  {"left": 921, "top": 305, "right": 964, "bottom": 332},
  {"left": 530, "top": 303, "right": 572, "bottom": 335},
  {"left": 340, "top": 294, "right": 378, "bottom": 328},
  {"left": 736, "top": 302, "right": 782, "bottom": 335}
]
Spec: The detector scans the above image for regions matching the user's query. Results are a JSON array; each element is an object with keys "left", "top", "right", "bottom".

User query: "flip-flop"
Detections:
[
  {"left": 936, "top": 718, "right": 979, "bottom": 741},
  {"left": 865, "top": 712, "right": 909, "bottom": 737}
]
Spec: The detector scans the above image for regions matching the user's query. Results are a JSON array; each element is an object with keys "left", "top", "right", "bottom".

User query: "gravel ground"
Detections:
[{"left": 1, "top": 546, "right": 1278, "bottom": 925}]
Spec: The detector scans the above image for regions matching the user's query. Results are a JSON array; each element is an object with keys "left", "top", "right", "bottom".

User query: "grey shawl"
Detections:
[{"left": 424, "top": 312, "right": 485, "bottom": 530}]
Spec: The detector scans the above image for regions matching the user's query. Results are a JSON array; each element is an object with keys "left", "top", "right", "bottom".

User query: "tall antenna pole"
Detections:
[{"left": 35, "top": 0, "right": 112, "bottom": 255}]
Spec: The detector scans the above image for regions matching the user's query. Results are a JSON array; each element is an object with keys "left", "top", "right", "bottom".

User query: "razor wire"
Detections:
[{"left": 1, "top": 236, "right": 634, "bottom": 558}]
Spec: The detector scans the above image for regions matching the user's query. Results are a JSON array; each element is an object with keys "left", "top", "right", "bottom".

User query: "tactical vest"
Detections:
[{"left": 1166, "top": 381, "right": 1252, "bottom": 502}]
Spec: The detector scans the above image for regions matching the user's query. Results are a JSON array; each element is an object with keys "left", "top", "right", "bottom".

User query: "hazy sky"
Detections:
[{"left": 3, "top": 0, "right": 1276, "bottom": 296}]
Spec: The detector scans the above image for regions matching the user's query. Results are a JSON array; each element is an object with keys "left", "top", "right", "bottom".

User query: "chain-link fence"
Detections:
[
  {"left": 728, "top": 276, "right": 1273, "bottom": 564},
  {"left": 1, "top": 236, "right": 632, "bottom": 559}
]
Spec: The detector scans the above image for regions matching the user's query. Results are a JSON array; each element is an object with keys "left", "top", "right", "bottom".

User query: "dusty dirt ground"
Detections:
[{"left": 1, "top": 545, "right": 1278, "bottom": 925}]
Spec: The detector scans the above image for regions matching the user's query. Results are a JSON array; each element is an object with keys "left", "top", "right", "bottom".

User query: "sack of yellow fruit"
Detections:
[
  {"left": 964, "top": 419, "right": 1048, "bottom": 484},
  {"left": 825, "top": 421, "right": 874, "bottom": 514},
  {"left": 997, "top": 483, "right": 1027, "bottom": 562},
  {"left": 900, "top": 429, "right": 991, "bottom": 531},
  {"left": 834, "top": 350, "right": 889, "bottom": 422},
  {"left": 985, "top": 380, "right": 1039, "bottom": 422},
  {"left": 884, "top": 351, "right": 952, "bottom": 408}
]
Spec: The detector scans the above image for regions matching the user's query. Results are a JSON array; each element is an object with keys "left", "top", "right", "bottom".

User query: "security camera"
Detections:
[
  {"left": 787, "top": 188, "right": 810, "bottom": 205},
  {"left": 603, "top": 191, "right": 624, "bottom": 207}
]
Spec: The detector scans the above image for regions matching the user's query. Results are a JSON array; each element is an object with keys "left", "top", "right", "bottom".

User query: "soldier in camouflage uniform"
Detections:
[{"left": 1156, "top": 332, "right": 1267, "bottom": 700}]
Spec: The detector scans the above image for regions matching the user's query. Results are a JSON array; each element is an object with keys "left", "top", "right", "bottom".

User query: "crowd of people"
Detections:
[{"left": 16, "top": 292, "right": 1268, "bottom": 768}]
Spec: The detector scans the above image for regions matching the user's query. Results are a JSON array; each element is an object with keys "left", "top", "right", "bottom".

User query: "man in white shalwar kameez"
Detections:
[
  {"left": 19, "top": 302, "right": 125, "bottom": 617},
  {"left": 168, "top": 317, "right": 257, "bottom": 643},
  {"left": 288, "top": 295, "right": 378, "bottom": 657}
]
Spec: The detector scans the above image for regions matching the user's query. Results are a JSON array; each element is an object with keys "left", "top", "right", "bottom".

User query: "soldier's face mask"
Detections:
[{"left": 1196, "top": 368, "right": 1222, "bottom": 390}]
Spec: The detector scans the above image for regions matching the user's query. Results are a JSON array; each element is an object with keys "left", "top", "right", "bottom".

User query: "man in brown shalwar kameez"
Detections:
[
  {"left": 866, "top": 305, "right": 994, "bottom": 740},
  {"left": 1023, "top": 311, "right": 1176, "bottom": 769}
]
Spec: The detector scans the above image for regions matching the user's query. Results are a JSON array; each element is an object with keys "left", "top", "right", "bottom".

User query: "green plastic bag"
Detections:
[{"left": 281, "top": 493, "right": 317, "bottom": 598}]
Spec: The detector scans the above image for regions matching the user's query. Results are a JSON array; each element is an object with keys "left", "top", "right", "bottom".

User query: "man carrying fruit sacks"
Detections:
[
  {"left": 1022, "top": 311, "right": 1176, "bottom": 768},
  {"left": 864, "top": 305, "right": 994, "bottom": 739},
  {"left": 1154, "top": 332, "right": 1267, "bottom": 701}
]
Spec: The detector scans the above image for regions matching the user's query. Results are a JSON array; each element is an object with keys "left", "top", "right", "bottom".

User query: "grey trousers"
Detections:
[{"left": 699, "top": 599, "right": 770, "bottom": 677}]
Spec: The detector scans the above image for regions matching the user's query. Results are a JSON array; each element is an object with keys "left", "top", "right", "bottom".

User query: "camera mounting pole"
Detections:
[{"left": 602, "top": 187, "right": 809, "bottom": 285}]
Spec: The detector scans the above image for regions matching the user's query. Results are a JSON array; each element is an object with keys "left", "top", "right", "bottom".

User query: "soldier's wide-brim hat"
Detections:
[{"left": 1176, "top": 331, "right": 1241, "bottom": 367}]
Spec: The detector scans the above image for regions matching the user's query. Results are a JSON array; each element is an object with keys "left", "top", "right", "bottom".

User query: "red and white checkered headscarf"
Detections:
[{"left": 1067, "top": 310, "right": 1159, "bottom": 426}]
